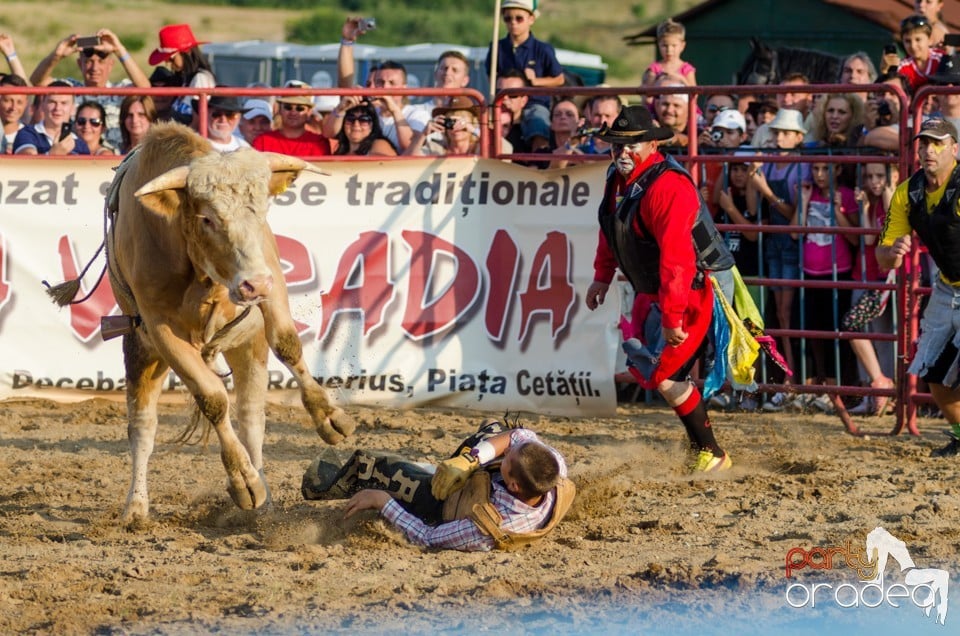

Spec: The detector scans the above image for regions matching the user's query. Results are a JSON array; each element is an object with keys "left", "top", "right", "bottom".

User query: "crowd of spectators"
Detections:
[{"left": 1, "top": 2, "right": 956, "bottom": 415}]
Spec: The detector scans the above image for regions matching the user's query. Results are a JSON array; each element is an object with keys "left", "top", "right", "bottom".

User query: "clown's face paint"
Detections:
[{"left": 611, "top": 142, "right": 650, "bottom": 176}]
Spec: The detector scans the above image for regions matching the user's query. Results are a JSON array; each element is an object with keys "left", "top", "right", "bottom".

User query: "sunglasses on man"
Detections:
[{"left": 81, "top": 48, "right": 110, "bottom": 60}]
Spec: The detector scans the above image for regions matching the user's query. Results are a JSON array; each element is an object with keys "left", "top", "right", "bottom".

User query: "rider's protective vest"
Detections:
[
  {"left": 598, "top": 155, "right": 734, "bottom": 294},
  {"left": 907, "top": 164, "right": 960, "bottom": 283},
  {"left": 442, "top": 468, "right": 576, "bottom": 551}
]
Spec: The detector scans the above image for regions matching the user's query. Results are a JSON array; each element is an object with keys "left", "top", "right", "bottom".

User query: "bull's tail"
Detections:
[{"left": 42, "top": 241, "right": 107, "bottom": 307}]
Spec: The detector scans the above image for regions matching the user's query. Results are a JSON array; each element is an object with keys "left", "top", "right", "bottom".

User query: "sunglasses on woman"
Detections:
[
  {"left": 75, "top": 117, "right": 102, "bottom": 127},
  {"left": 281, "top": 104, "right": 309, "bottom": 113},
  {"left": 344, "top": 113, "right": 374, "bottom": 124}
]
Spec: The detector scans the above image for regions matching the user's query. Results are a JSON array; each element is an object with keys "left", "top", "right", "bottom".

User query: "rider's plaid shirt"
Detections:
[{"left": 379, "top": 429, "right": 567, "bottom": 551}]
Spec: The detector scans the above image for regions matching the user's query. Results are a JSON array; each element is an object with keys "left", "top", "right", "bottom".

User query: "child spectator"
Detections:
[
  {"left": 847, "top": 162, "right": 898, "bottom": 415},
  {"left": 485, "top": 0, "right": 564, "bottom": 153},
  {"left": 699, "top": 108, "right": 747, "bottom": 215},
  {"left": 749, "top": 109, "right": 808, "bottom": 410},
  {"left": 710, "top": 152, "right": 763, "bottom": 411},
  {"left": 641, "top": 19, "right": 697, "bottom": 88},
  {"left": 792, "top": 162, "right": 861, "bottom": 412},
  {"left": 897, "top": 13, "right": 944, "bottom": 95}
]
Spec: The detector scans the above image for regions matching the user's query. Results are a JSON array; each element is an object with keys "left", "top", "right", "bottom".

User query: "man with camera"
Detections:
[
  {"left": 329, "top": 17, "right": 431, "bottom": 152},
  {"left": 404, "top": 95, "right": 482, "bottom": 156},
  {"left": 13, "top": 80, "right": 90, "bottom": 155},
  {"left": 30, "top": 29, "right": 150, "bottom": 148}
]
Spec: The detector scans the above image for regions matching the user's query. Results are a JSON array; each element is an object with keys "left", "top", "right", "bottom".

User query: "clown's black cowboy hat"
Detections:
[
  {"left": 931, "top": 54, "right": 960, "bottom": 85},
  {"left": 595, "top": 105, "right": 675, "bottom": 144}
]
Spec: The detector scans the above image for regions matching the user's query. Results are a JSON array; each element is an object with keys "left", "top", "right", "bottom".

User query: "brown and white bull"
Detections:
[{"left": 106, "top": 122, "right": 354, "bottom": 523}]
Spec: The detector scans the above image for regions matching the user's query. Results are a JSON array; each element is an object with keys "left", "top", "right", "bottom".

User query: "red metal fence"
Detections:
[{"left": 1, "top": 81, "right": 949, "bottom": 436}]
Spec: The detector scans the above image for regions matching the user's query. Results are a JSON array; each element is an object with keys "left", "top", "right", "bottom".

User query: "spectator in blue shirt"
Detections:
[
  {"left": 485, "top": 0, "right": 564, "bottom": 152},
  {"left": 14, "top": 81, "right": 90, "bottom": 155}
]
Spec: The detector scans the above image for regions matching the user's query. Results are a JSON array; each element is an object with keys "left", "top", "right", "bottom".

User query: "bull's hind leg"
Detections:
[
  {"left": 121, "top": 331, "right": 169, "bottom": 523},
  {"left": 259, "top": 300, "right": 356, "bottom": 445}
]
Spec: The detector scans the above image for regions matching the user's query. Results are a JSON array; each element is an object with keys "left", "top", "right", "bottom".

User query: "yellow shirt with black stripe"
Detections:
[{"left": 879, "top": 166, "right": 960, "bottom": 286}]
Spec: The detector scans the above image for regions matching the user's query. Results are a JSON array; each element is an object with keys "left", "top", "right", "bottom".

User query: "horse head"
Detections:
[{"left": 737, "top": 37, "right": 778, "bottom": 85}]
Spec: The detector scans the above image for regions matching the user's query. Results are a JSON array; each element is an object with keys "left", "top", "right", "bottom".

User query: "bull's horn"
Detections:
[
  {"left": 134, "top": 166, "right": 190, "bottom": 197},
  {"left": 264, "top": 153, "right": 330, "bottom": 176}
]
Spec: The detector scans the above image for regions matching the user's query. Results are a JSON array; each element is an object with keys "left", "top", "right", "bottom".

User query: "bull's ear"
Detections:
[
  {"left": 268, "top": 171, "right": 299, "bottom": 197},
  {"left": 138, "top": 189, "right": 186, "bottom": 219},
  {"left": 263, "top": 153, "right": 329, "bottom": 196}
]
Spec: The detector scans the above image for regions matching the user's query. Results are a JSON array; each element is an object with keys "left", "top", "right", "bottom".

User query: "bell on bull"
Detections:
[{"left": 48, "top": 121, "right": 356, "bottom": 524}]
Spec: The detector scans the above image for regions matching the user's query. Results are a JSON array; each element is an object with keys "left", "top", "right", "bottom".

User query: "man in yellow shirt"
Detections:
[{"left": 878, "top": 118, "right": 960, "bottom": 456}]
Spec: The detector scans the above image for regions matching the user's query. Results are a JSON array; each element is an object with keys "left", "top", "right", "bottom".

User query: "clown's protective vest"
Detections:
[
  {"left": 598, "top": 155, "right": 734, "bottom": 294},
  {"left": 907, "top": 164, "right": 960, "bottom": 282}
]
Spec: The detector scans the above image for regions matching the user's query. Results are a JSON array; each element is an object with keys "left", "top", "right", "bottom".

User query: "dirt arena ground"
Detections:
[{"left": 1, "top": 397, "right": 958, "bottom": 634}]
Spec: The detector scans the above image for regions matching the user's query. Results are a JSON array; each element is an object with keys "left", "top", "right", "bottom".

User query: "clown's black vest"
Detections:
[
  {"left": 598, "top": 155, "right": 733, "bottom": 294},
  {"left": 907, "top": 164, "right": 960, "bottom": 283}
]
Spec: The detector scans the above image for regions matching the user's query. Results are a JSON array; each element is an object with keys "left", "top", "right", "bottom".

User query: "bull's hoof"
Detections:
[
  {"left": 330, "top": 407, "right": 357, "bottom": 438},
  {"left": 315, "top": 419, "right": 346, "bottom": 445},
  {"left": 121, "top": 496, "right": 150, "bottom": 526},
  {"left": 226, "top": 472, "right": 269, "bottom": 510}
]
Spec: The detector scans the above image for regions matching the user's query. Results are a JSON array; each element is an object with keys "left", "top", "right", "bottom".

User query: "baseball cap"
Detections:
[
  {"left": 914, "top": 118, "right": 958, "bottom": 143},
  {"left": 277, "top": 79, "right": 315, "bottom": 107},
  {"left": 502, "top": 0, "right": 540, "bottom": 17},
  {"left": 242, "top": 99, "right": 273, "bottom": 121},
  {"left": 712, "top": 109, "right": 746, "bottom": 132}
]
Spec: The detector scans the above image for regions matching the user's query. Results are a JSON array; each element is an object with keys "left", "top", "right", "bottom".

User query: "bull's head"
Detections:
[{"left": 135, "top": 151, "right": 327, "bottom": 306}]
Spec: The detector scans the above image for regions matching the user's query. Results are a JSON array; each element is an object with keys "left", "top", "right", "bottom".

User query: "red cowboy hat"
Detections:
[{"left": 149, "top": 24, "right": 208, "bottom": 66}]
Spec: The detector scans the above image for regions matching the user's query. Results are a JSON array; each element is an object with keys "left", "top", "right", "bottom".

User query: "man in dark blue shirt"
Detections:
[
  {"left": 485, "top": 0, "right": 563, "bottom": 152},
  {"left": 14, "top": 81, "right": 90, "bottom": 155}
]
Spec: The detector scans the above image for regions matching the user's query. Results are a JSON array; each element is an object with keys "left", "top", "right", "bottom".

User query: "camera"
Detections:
[
  {"left": 59, "top": 122, "right": 73, "bottom": 142},
  {"left": 442, "top": 116, "right": 456, "bottom": 130},
  {"left": 877, "top": 102, "right": 892, "bottom": 117},
  {"left": 882, "top": 43, "right": 898, "bottom": 56},
  {"left": 710, "top": 129, "right": 724, "bottom": 142},
  {"left": 75, "top": 35, "right": 101, "bottom": 48},
  {"left": 574, "top": 126, "right": 598, "bottom": 139},
  {"left": 358, "top": 17, "right": 376, "bottom": 32}
]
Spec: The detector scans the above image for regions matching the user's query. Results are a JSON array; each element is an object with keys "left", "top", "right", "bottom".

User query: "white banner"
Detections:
[{"left": 0, "top": 156, "right": 619, "bottom": 416}]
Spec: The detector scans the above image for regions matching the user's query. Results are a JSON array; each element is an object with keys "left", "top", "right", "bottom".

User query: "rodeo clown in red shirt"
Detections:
[{"left": 584, "top": 105, "right": 735, "bottom": 472}]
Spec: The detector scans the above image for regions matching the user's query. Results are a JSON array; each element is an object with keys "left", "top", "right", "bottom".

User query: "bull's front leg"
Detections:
[
  {"left": 259, "top": 294, "right": 356, "bottom": 445},
  {"left": 150, "top": 322, "right": 268, "bottom": 511}
]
